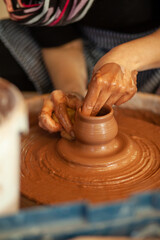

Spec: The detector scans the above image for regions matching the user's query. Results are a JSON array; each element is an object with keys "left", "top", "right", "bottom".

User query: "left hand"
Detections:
[{"left": 39, "top": 90, "right": 83, "bottom": 139}]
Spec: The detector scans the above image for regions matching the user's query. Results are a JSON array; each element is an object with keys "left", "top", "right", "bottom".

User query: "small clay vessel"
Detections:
[
  {"left": 57, "top": 106, "right": 120, "bottom": 166},
  {"left": 74, "top": 106, "right": 118, "bottom": 145}
]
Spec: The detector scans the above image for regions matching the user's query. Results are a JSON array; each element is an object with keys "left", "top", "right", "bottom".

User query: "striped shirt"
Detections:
[{"left": 4, "top": 0, "right": 94, "bottom": 26}]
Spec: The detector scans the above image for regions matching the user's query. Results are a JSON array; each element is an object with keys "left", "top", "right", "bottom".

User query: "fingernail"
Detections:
[{"left": 70, "top": 130, "right": 75, "bottom": 138}]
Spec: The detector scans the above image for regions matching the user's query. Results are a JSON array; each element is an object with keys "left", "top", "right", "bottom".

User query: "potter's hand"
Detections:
[
  {"left": 82, "top": 63, "right": 137, "bottom": 116},
  {"left": 39, "top": 90, "right": 83, "bottom": 139},
  {"left": 82, "top": 28, "right": 160, "bottom": 116}
]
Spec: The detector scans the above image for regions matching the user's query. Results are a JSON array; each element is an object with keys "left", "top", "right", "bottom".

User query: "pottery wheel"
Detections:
[{"left": 21, "top": 100, "right": 160, "bottom": 204}]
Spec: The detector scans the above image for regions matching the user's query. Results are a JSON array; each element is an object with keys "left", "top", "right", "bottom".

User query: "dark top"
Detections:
[{"left": 29, "top": 0, "right": 160, "bottom": 47}]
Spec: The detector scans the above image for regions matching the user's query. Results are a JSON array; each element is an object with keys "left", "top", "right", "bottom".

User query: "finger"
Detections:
[
  {"left": 39, "top": 98, "right": 62, "bottom": 133},
  {"left": 41, "top": 98, "right": 54, "bottom": 116},
  {"left": 51, "top": 90, "right": 66, "bottom": 105},
  {"left": 51, "top": 91, "right": 73, "bottom": 135},
  {"left": 82, "top": 73, "right": 102, "bottom": 116},
  {"left": 115, "top": 92, "right": 136, "bottom": 106},
  {"left": 55, "top": 103, "right": 73, "bottom": 135},
  {"left": 66, "top": 93, "right": 83, "bottom": 110},
  {"left": 91, "top": 90, "right": 111, "bottom": 116},
  {"left": 39, "top": 112, "right": 62, "bottom": 133},
  {"left": 105, "top": 93, "right": 123, "bottom": 107}
]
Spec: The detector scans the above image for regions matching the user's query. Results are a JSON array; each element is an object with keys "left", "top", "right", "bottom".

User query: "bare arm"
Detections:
[
  {"left": 94, "top": 28, "right": 160, "bottom": 72},
  {"left": 42, "top": 39, "right": 87, "bottom": 97},
  {"left": 82, "top": 29, "right": 160, "bottom": 116}
]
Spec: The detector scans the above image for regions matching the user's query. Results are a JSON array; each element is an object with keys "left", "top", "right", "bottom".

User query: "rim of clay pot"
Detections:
[{"left": 77, "top": 105, "right": 113, "bottom": 123}]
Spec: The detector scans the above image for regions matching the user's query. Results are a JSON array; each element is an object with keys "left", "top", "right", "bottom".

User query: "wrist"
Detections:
[
  {"left": 107, "top": 44, "right": 139, "bottom": 72},
  {"left": 94, "top": 44, "right": 138, "bottom": 74}
]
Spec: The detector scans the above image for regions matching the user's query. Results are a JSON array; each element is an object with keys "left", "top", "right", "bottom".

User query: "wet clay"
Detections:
[{"left": 21, "top": 106, "right": 160, "bottom": 205}]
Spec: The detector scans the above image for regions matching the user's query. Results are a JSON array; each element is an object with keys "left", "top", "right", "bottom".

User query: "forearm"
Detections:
[
  {"left": 95, "top": 29, "right": 160, "bottom": 73},
  {"left": 42, "top": 39, "right": 87, "bottom": 97},
  {"left": 119, "top": 28, "right": 160, "bottom": 71}
]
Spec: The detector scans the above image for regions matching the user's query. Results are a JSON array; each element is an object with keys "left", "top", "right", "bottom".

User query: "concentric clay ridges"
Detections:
[{"left": 21, "top": 107, "right": 160, "bottom": 204}]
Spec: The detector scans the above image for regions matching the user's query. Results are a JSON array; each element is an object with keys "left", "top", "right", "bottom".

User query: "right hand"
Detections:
[
  {"left": 82, "top": 63, "right": 137, "bottom": 116},
  {"left": 39, "top": 90, "right": 83, "bottom": 139}
]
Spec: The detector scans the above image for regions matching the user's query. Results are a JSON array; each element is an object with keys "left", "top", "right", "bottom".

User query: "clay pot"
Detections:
[
  {"left": 74, "top": 106, "right": 118, "bottom": 145},
  {"left": 57, "top": 105, "right": 119, "bottom": 166}
]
